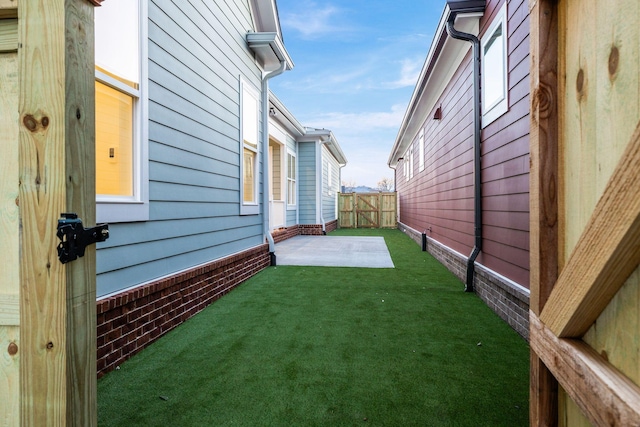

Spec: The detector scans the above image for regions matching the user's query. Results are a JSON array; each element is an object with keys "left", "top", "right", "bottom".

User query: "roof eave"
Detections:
[
  {"left": 304, "top": 128, "right": 348, "bottom": 166},
  {"left": 388, "top": 4, "right": 484, "bottom": 167},
  {"left": 247, "top": 32, "right": 294, "bottom": 72},
  {"left": 269, "top": 91, "right": 306, "bottom": 137}
]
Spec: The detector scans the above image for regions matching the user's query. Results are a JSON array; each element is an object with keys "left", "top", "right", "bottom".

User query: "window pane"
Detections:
[
  {"left": 96, "top": 81, "right": 134, "bottom": 196},
  {"left": 95, "top": 0, "right": 139, "bottom": 84},
  {"left": 243, "top": 148, "right": 255, "bottom": 203},
  {"left": 243, "top": 89, "right": 258, "bottom": 149},
  {"left": 287, "top": 153, "right": 295, "bottom": 205},
  {"left": 483, "top": 23, "right": 505, "bottom": 109}
]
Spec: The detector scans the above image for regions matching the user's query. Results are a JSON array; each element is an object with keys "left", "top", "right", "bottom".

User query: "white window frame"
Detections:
[
  {"left": 286, "top": 150, "right": 297, "bottom": 209},
  {"left": 240, "top": 77, "right": 260, "bottom": 215},
  {"left": 404, "top": 148, "right": 409, "bottom": 182},
  {"left": 95, "top": 0, "right": 149, "bottom": 223},
  {"left": 418, "top": 129, "right": 425, "bottom": 172},
  {"left": 481, "top": 2, "right": 508, "bottom": 127},
  {"left": 409, "top": 145, "right": 414, "bottom": 180}
]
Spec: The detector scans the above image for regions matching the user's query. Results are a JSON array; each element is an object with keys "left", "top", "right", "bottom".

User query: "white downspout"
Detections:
[{"left": 261, "top": 61, "right": 286, "bottom": 263}]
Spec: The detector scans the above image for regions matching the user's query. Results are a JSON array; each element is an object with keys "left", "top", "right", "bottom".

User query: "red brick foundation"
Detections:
[
  {"left": 96, "top": 244, "right": 270, "bottom": 377},
  {"left": 271, "top": 222, "right": 336, "bottom": 243},
  {"left": 272, "top": 225, "right": 301, "bottom": 243}
]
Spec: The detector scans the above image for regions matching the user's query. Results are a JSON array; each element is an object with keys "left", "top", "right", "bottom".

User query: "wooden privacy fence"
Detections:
[{"left": 338, "top": 192, "right": 397, "bottom": 228}]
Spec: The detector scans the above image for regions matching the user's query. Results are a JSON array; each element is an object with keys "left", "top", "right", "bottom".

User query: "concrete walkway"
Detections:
[{"left": 274, "top": 235, "right": 395, "bottom": 268}]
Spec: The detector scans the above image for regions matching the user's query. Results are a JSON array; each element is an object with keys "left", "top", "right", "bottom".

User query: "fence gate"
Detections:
[
  {"left": 530, "top": 1, "right": 640, "bottom": 425},
  {"left": 338, "top": 192, "right": 396, "bottom": 229}
]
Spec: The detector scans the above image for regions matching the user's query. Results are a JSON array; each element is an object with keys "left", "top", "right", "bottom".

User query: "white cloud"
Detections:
[
  {"left": 383, "top": 57, "right": 423, "bottom": 89},
  {"left": 297, "top": 106, "right": 409, "bottom": 188},
  {"left": 304, "top": 104, "right": 407, "bottom": 131},
  {"left": 281, "top": 2, "right": 348, "bottom": 39}
]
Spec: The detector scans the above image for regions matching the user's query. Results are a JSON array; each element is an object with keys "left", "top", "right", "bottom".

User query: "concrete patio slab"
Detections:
[{"left": 274, "top": 235, "right": 395, "bottom": 268}]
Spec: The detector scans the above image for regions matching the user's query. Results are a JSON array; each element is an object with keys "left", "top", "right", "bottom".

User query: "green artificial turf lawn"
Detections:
[{"left": 98, "top": 229, "right": 529, "bottom": 426}]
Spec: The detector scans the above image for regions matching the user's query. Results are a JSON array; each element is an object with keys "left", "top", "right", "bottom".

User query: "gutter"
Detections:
[
  {"left": 261, "top": 60, "right": 287, "bottom": 265},
  {"left": 446, "top": 4, "right": 483, "bottom": 292}
]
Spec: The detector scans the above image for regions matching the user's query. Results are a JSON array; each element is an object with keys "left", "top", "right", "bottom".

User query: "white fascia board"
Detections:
[
  {"left": 305, "top": 128, "right": 347, "bottom": 166},
  {"left": 388, "top": 5, "right": 481, "bottom": 167},
  {"left": 247, "top": 32, "right": 294, "bottom": 72},
  {"left": 269, "top": 91, "right": 306, "bottom": 136}
]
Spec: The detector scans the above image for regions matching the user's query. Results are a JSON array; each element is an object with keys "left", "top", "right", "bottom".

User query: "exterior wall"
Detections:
[
  {"left": 394, "top": 0, "right": 530, "bottom": 338},
  {"left": 96, "top": 0, "right": 265, "bottom": 298},
  {"left": 298, "top": 141, "right": 317, "bottom": 224},
  {"left": 321, "top": 145, "right": 341, "bottom": 222},
  {"left": 97, "top": 244, "right": 270, "bottom": 376},
  {"left": 396, "top": 0, "right": 530, "bottom": 289},
  {"left": 95, "top": 0, "right": 273, "bottom": 374},
  {"left": 479, "top": 0, "right": 530, "bottom": 288}
]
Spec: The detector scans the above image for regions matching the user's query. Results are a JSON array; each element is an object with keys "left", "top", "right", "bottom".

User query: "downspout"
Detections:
[
  {"left": 446, "top": 13, "right": 482, "bottom": 292},
  {"left": 262, "top": 60, "right": 286, "bottom": 265}
]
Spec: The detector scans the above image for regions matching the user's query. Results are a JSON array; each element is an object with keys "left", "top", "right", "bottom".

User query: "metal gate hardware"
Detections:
[{"left": 56, "top": 213, "right": 109, "bottom": 264}]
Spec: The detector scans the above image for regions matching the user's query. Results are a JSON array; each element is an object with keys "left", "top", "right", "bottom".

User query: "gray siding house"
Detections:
[
  {"left": 94, "top": 0, "right": 344, "bottom": 376},
  {"left": 268, "top": 94, "right": 347, "bottom": 241}
]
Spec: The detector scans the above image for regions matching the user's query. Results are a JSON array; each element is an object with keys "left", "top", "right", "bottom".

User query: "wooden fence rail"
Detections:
[{"left": 338, "top": 192, "right": 397, "bottom": 229}]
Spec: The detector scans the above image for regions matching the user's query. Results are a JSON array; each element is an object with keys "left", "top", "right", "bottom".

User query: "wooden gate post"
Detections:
[
  {"left": 14, "top": 0, "right": 97, "bottom": 425},
  {"left": 529, "top": 0, "right": 559, "bottom": 424},
  {"left": 1, "top": 1, "right": 20, "bottom": 425}
]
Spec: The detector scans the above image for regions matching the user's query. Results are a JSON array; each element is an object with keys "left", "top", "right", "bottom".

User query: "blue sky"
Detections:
[{"left": 270, "top": 0, "right": 445, "bottom": 188}]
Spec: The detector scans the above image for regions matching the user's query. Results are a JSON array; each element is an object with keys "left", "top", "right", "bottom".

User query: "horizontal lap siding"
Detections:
[
  {"left": 479, "top": 0, "right": 530, "bottom": 287},
  {"left": 397, "top": 49, "right": 475, "bottom": 258},
  {"left": 97, "top": 0, "right": 264, "bottom": 297},
  {"left": 322, "top": 148, "right": 340, "bottom": 222},
  {"left": 397, "top": 0, "right": 530, "bottom": 289},
  {"left": 298, "top": 142, "right": 316, "bottom": 224}
]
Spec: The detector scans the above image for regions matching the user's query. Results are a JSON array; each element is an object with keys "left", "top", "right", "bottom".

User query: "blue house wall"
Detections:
[
  {"left": 321, "top": 146, "right": 341, "bottom": 223},
  {"left": 298, "top": 141, "right": 317, "bottom": 225},
  {"left": 96, "top": 0, "right": 264, "bottom": 297}
]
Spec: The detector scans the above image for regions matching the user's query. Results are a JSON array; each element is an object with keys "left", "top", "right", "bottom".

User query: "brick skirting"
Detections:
[
  {"left": 271, "top": 222, "right": 335, "bottom": 244},
  {"left": 271, "top": 225, "right": 301, "bottom": 243},
  {"left": 398, "top": 222, "right": 530, "bottom": 340},
  {"left": 324, "top": 220, "right": 338, "bottom": 233},
  {"left": 96, "top": 244, "right": 270, "bottom": 377}
]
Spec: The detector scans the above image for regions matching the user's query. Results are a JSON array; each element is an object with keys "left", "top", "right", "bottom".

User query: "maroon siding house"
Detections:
[{"left": 388, "top": 0, "right": 530, "bottom": 338}]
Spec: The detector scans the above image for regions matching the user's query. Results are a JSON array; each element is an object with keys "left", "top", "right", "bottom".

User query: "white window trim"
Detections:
[
  {"left": 409, "top": 145, "right": 414, "bottom": 180},
  {"left": 96, "top": 0, "right": 149, "bottom": 223},
  {"left": 481, "top": 2, "right": 508, "bottom": 127},
  {"left": 286, "top": 149, "right": 297, "bottom": 209},
  {"left": 404, "top": 148, "right": 409, "bottom": 182},
  {"left": 240, "top": 77, "right": 260, "bottom": 215},
  {"left": 418, "top": 129, "right": 425, "bottom": 172}
]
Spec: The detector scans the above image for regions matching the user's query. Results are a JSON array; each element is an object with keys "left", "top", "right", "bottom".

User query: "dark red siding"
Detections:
[{"left": 397, "top": 0, "right": 530, "bottom": 288}]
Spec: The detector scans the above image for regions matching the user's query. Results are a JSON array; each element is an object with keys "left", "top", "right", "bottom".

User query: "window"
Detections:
[
  {"left": 404, "top": 149, "right": 409, "bottom": 182},
  {"left": 240, "top": 78, "right": 260, "bottom": 214},
  {"left": 95, "top": 0, "right": 148, "bottom": 222},
  {"left": 409, "top": 145, "right": 414, "bottom": 180},
  {"left": 287, "top": 151, "right": 296, "bottom": 207},
  {"left": 481, "top": 2, "right": 508, "bottom": 126},
  {"left": 418, "top": 129, "right": 425, "bottom": 172}
]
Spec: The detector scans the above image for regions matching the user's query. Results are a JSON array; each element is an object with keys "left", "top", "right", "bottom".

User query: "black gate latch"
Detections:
[{"left": 56, "top": 213, "right": 109, "bottom": 264}]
